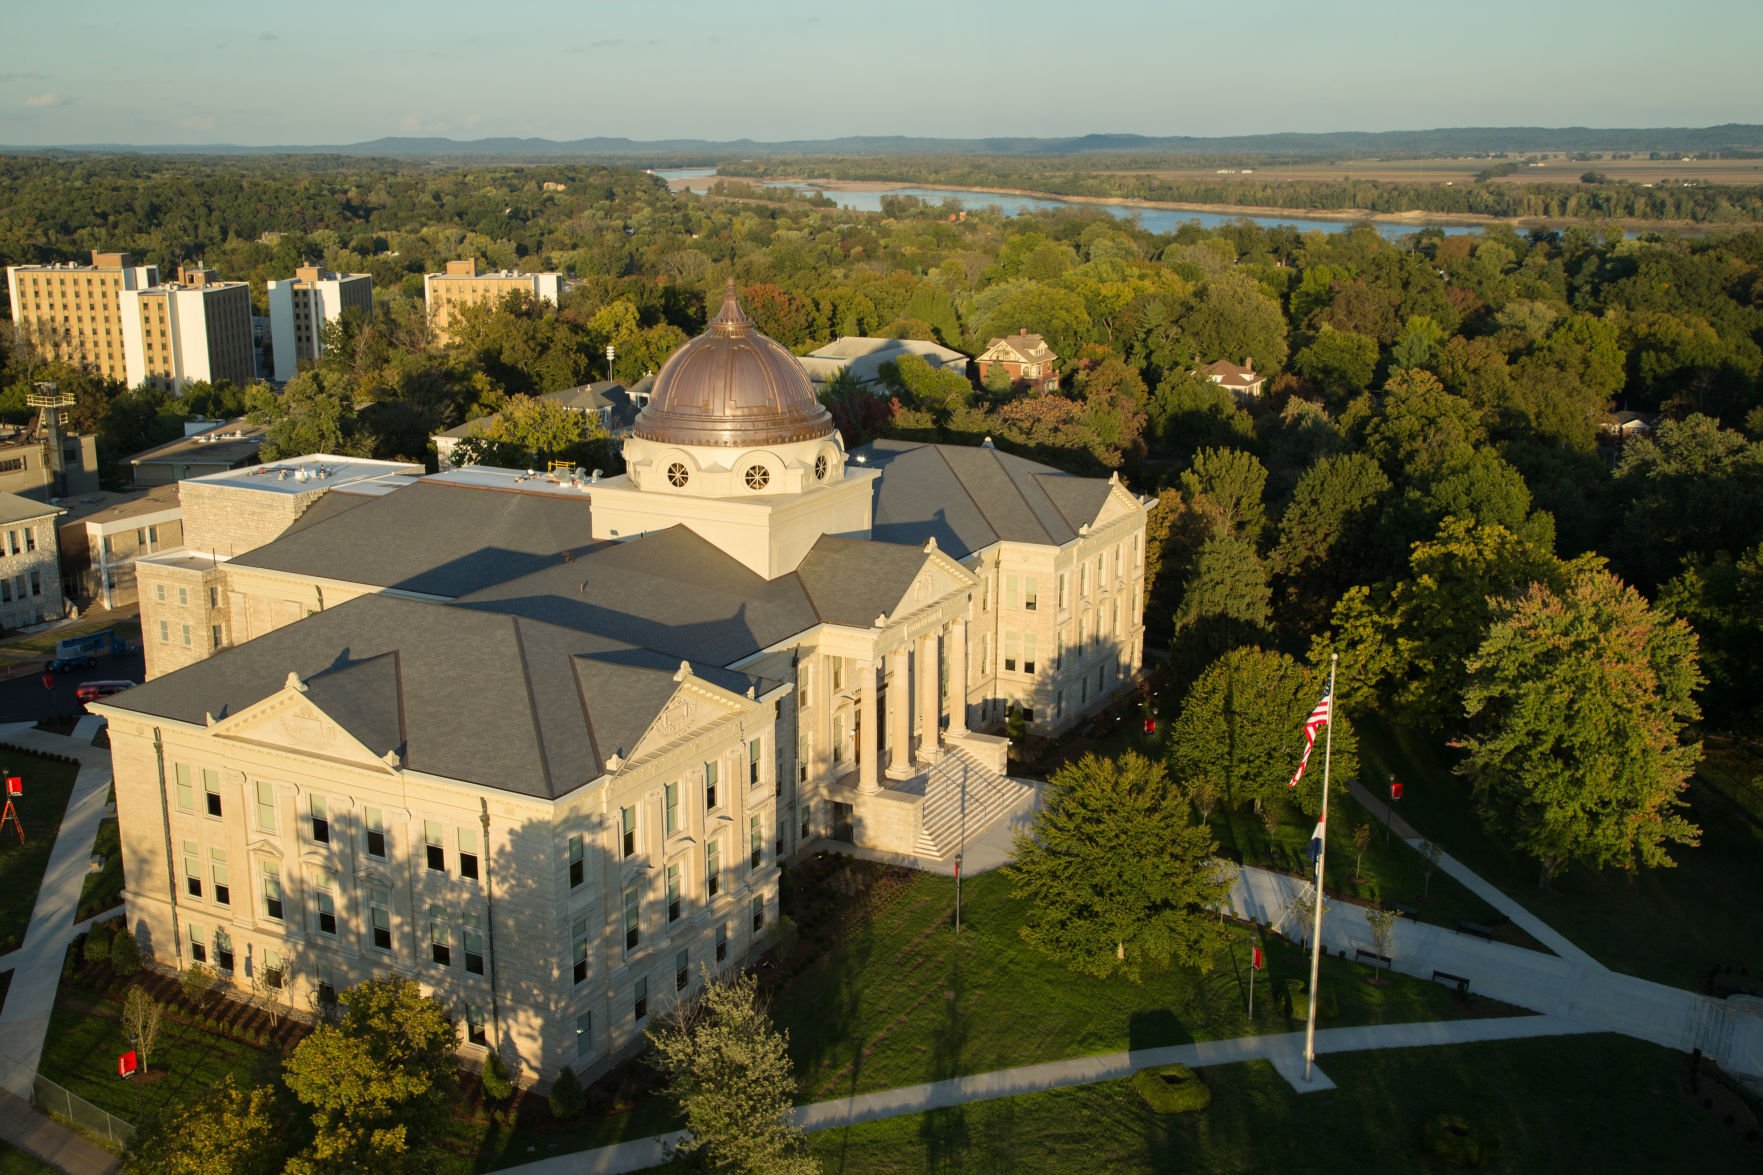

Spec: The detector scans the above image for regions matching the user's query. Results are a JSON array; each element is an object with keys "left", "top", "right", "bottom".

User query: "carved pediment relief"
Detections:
[{"left": 214, "top": 691, "right": 396, "bottom": 773}]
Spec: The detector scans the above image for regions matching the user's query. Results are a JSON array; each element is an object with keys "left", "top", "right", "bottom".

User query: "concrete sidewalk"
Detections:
[
  {"left": 499, "top": 1014, "right": 1590, "bottom": 1175},
  {"left": 0, "top": 1089, "right": 120, "bottom": 1174},
  {"left": 0, "top": 724, "right": 116, "bottom": 1103}
]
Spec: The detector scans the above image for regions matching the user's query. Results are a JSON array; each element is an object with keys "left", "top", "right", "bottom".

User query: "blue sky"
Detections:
[{"left": 3, "top": 0, "right": 1760, "bottom": 145}]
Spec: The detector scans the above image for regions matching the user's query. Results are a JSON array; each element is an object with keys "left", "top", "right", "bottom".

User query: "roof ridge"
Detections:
[
  {"left": 508, "top": 616, "right": 555, "bottom": 793},
  {"left": 984, "top": 446, "right": 1056, "bottom": 545}
]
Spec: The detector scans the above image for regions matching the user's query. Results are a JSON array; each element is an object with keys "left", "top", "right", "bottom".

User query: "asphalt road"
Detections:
[{"left": 0, "top": 650, "right": 147, "bottom": 723}]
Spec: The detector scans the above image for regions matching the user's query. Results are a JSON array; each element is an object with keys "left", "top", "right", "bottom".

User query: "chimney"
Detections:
[
  {"left": 1018, "top": 327, "right": 1028, "bottom": 335},
  {"left": 1244, "top": 357, "right": 1253, "bottom": 370}
]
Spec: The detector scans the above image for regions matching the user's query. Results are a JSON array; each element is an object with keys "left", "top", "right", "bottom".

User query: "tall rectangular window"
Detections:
[
  {"left": 1024, "top": 634, "right": 1038, "bottom": 676},
  {"left": 752, "top": 894, "right": 766, "bottom": 933},
  {"left": 309, "top": 795, "right": 329, "bottom": 844},
  {"left": 187, "top": 924, "right": 206, "bottom": 964},
  {"left": 623, "top": 885, "right": 640, "bottom": 953},
  {"left": 675, "top": 948, "right": 689, "bottom": 992},
  {"left": 365, "top": 807, "right": 386, "bottom": 858},
  {"left": 567, "top": 833, "right": 584, "bottom": 888},
  {"left": 425, "top": 821, "right": 446, "bottom": 872},
  {"left": 572, "top": 916, "right": 589, "bottom": 983},
  {"left": 704, "top": 761, "right": 719, "bottom": 811},
  {"left": 214, "top": 928, "right": 234, "bottom": 973},
  {"left": 182, "top": 840, "right": 201, "bottom": 898},
  {"left": 467, "top": 1006, "right": 487, "bottom": 1046},
  {"left": 1004, "top": 632, "right": 1019, "bottom": 674},
  {"left": 749, "top": 739, "right": 762, "bottom": 787},
  {"left": 254, "top": 780, "right": 276, "bottom": 833},
  {"left": 262, "top": 861, "right": 283, "bottom": 921},
  {"left": 715, "top": 922, "right": 728, "bottom": 963},
  {"left": 210, "top": 849, "right": 230, "bottom": 906},
  {"left": 459, "top": 827, "right": 480, "bottom": 881},
  {"left": 1024, "top": 577, "right": 1038, "bottom": 611},
  {"left": 370, "top": 886, "right": 392, "bottom": 951},
  {"left": 174, "top": 764, "right": 193, "bottom": 813},
  {"left": 621, "top": 806, "right": 637, "bottom": 858},
  {"left": 464, "top": 914, "right": 485, "bottom": 975},
  {"left": 1005, "top": 574, "right": 1019, "bottom": 609},
  {"left": 664, "top": 782, "right": 679, "bottom": 836},
  {"left": 575, "top": 1012, "right": 593, "bottom": 1058},
  {"left": 706, "top": 839, "right": 720, "bottom": 898},
  {"left": 203, "top": 769, "right": 221, "bottom": 817},
  {"left": 633, "top": 976, "right": 648, "bottom": 1023},
  {"left": 1058, "top": 572, "right": 1068, "bottom": 609},
  {"left": 430, "top": 913, "right": 451, "bottom": 966},
  {"left": 316, "top": 886, "right": 337, "bottom": 936},
  {"left": 750, "top": 815, "right": 763, "bottom": 870},
  {"left": 666, "top": 863, "right": 682, "bottom": 923}
]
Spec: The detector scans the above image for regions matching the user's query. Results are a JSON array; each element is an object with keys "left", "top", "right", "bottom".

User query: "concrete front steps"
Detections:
[{"left": 914, "top": 745, "right": 1032, "bottom": 859}]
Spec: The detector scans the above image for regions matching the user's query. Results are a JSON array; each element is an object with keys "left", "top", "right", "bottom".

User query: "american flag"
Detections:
[{"left": 1287, "top": 693, "right": 1333, "bottom": 788}]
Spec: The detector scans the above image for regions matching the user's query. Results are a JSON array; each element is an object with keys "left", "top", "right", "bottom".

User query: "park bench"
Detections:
[
  {"left": 1391, "top": 902, "right": 1420, "bottom": 919},
  {"left": 1354, "top": 947, "right": 1392, "bottom": 967},
  {"left": 1431, "top": 970, "right": 1470, "bottom": 995},
  {"left": 1456, "top": 920, "right": 1495, "bottom": 940}
]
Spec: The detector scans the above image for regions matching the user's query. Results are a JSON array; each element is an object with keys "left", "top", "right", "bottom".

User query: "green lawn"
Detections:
[
  {"left": 805, "top": 1034, "right": 1758, "bottom": 1174},
  {"left": 1361, "top": 717, "right": 1763, "bottom": 988},
  {"left": 0, "top": 1145, "right": 56, "bottom": 1175},
  {"left": 0, "top": 751, "right": 79, "bottom": 954},
  {"left": 77, "top": 817, "right": 123, "bottom": 922},
  {"left": 36, "top": 988, "right": 281, "bottom": 1128},
  {"left": 774, "top": 860, "right": 1496, "bottom": 1105}
]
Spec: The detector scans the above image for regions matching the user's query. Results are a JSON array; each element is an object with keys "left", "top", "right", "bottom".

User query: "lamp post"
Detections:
[{"left": 605, "top": 344, "right": 616, "bottom": 382}]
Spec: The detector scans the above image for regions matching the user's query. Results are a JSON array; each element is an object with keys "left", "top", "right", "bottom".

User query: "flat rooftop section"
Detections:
[
  {"left": 137, "top": 549, "right": 228, "bottom": 572},
  {"left": 63, "top": 484, "right": 182, "bottom": 528},
  {"left": 129, "top": 418, "right": 267, "bottom": 469},
  {"left": 423, "top": 465, "right": 598, "bottom": 498},
  {"left": 333, "top": 475, "right": 422, "bottom": 498},
  {"left": 799, "top": 336, "right": 968, "bottom": 385},
  {"left": 0, "top": 490, "right": 63, "bottom": 526},
  {"left": 190, "top": 454, "right": 423, "bottom": 495}
]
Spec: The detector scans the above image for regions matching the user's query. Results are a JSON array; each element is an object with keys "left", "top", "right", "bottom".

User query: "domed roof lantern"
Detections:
[{"left": 632, "top": 278, "right": 833, "bottom": 448}]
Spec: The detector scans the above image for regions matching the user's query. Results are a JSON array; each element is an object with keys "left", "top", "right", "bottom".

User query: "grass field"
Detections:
[
  {"left": 805, "top": 1034, "right": 1759, "bottom": 1174},
  {"left": 1359, "top": 717, "right": 1763, "bottom": 989},
  {"left": 77, "top": 817, "right": 123, "bottom": 922},
  {"left": 0, "top": 1145, "right": 55, "bottom": 1175},
  {"left": 0, "top": 751, "right": 79, "bottom": 954}
]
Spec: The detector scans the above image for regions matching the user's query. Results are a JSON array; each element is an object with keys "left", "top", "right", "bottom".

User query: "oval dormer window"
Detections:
[
  {"left": 666, "top": 462, "right": 690, "bottom": 488},
  {"left": 814, "top": 454, "right": 828, "bottom": 481},
  {"left": 744, "top": 465, "right": 770, "bottom": 491}
]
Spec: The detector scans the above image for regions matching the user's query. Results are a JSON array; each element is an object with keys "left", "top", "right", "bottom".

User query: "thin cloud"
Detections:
[
  {"left": 259, "top": 31, "right": 279, "bottom": 41},
  {"left": 0, "top": 72, "right": 49, "bottom": 83},
  {"left": 588, "top": 39, "right": 624, "bottom": 49},
  {"left": 25, "top": 92, "right": 67, "bottom": 108},
  {"left": 180, "top": 115, "right": 216, "bottom": 130}
]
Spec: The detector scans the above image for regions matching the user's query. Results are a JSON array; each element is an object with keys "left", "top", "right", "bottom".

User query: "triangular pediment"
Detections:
[
  {"left": 621, "top": 675, "right": 755, "bottom": 769},
  {"left": 1090, "top": 478, "right": 1146, "bottom": 529},
  {"left": 885, "top": 547, "right": 977, "bottom": 621},
  {"left": 213, "top": 684, "right": 399, "bottom": 773}
]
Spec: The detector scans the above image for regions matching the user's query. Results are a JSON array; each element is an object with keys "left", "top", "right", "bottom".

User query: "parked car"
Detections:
[
  {"left": 45, "top": 655, "right": 97, "bottom": 673},
  {"left": 76, "top": 680, "right": 135, "bottom": 703}
]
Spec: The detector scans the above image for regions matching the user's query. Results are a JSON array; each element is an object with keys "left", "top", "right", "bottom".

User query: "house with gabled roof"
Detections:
[
  {"left": 976, "top": 328, "right": 1060, "bottom": 394},
  {"left": 1198, "top": 357, "right": 1266, "bottom": 398}
]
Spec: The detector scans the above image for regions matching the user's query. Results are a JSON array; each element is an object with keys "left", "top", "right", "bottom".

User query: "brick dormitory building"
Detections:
[{"left": 95, "top": 284, "right": 1154, "bottom": 1085}]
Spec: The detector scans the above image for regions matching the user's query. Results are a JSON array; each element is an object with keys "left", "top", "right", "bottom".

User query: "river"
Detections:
[{"left": 649, "top": 167, "right": 1487, "bottom": 239}]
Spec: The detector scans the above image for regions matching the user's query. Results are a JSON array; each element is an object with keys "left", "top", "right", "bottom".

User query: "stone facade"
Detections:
[{"left": 0, "top": 495, "right": 66, "bottom": 630}]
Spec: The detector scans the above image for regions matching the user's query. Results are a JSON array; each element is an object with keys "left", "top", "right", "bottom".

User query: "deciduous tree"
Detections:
[{"left": 123, "top": 1076, "right": 284, "bottom": 1175}]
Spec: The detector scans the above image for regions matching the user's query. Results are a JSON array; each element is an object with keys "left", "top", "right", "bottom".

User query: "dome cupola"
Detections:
[{"left": 632, "top": 280, "right": 833, "bottom": 448}]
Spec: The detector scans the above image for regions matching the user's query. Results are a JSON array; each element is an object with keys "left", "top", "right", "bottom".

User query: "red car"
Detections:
[{"left": 76, "top": 680, "right": 135, "bottom": 703}]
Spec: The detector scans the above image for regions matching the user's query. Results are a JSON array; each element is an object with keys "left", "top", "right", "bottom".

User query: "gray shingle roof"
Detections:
[
  {"left": 102, "top": 592, "right": 755, "bottom": 799},
  {"left": 229, "top": 480, "right": 601, "bottom": 596},
  {"left": 860, "top": 439, "right": 1112, "bottom": 559}
]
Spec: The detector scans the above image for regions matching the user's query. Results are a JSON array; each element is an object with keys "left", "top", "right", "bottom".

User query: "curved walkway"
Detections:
[{"left": 0, "top": 722, "right": 121, "bottom": 1174}]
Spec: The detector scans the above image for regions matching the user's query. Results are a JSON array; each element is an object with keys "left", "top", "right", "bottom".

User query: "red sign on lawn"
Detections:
[
  {"left": 1142, "top": 717, "right": 1157, "bottom": 734},
  {"left": 1390, "top": 781, "right": 1405, "bottom": 801},
  {"left": 118, "top": 1050, "right": 137, "bottom": 1078},
  {"left": 5, "top": 776, "right": 20, "bottom": 796},
  {"left": 1252, "top": 946, "right": 1265, "bottom": 971}
]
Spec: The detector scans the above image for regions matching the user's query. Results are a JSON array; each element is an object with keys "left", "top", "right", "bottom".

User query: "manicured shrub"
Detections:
[
  {"left": 548, "top": 1065, "right": 586, "bottom": 1119},
  {"left": 109, "top": 928, "right": 141, "bottom": 977},
  {"left": 1420, "top": 1114, "right": 1496, "bottom": 1167},
  {"left": 83, "top": 923, "right": 113, "bottom": 965},
  {"left": 480, "top": 1050, "right": 515, "bottom": 1102},
  {"left": 1132, "top": 1064, "right": 1212, "bottom": 1114},
  {"left": 1282, "top": 978, "right": 1337, "bottom": 1022}
]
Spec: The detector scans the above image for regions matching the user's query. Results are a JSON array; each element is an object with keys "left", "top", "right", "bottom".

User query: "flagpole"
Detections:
[{"left": 1303, "top": 653, "right": 1338, "bottom": 1083}]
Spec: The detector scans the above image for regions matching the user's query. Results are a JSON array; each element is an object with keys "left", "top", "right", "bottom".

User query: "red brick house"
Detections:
[{"left": 977, "top": 329, "right": 1060, "bottom": 394}]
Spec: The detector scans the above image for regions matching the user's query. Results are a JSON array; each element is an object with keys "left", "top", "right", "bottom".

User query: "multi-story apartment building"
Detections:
[
  {"left": 4, "top": 251, "right": 160, "bottom": 382},
  {"left": 0, "top": 491, "right": 66, "bottom": 630},
  {"left": 424, "top": 259, "right": 562, "bottom": 346},
  {"left": 266, "top": 265, "right": 374, "bottom": 381},
  {"left": 105, "top": 287, "right": 1152, "bottom": 1084},
  {"left": 120, "top": 266, "right": 255, "bottom": 391}
]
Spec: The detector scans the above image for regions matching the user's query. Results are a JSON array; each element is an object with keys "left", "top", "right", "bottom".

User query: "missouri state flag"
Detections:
[{"left": 1287, "top": 692, "right": 1333, "bottom": 789}]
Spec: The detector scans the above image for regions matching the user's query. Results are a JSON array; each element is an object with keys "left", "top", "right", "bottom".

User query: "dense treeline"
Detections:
[
  {"left": 722, "top": 156, "right": 1763, "bottom": 223},
  {"left": 4, "top": 155, "right": 1763, "bottom": 772}
]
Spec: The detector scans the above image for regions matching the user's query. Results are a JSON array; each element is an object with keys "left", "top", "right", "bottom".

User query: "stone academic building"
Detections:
[{"left": 98, "top": 286, "right": 1153, "bottom": 1083}]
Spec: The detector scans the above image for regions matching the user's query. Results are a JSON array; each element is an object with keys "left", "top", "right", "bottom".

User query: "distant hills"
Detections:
[{"left": 10, "top": 125, "right": 1763, "bottom": 161}]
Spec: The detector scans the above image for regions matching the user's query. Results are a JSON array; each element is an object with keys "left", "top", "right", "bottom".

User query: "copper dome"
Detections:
[{"left": 632, "top": 281, "right": 833, "bottom": 448}]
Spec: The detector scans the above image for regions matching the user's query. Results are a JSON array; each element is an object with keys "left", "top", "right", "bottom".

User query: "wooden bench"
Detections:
[
  {"left": 1391, "top": 902, "right": 1420, "bottom": 919},
  {"left": 1432, "top": 970, "right": 1470, "bottom": 995},
  {"left": 1355, "top": 948, "right": 1392, "bottom": 967},
  {"left": 1456, "top": 920, "right": 1495, "bottom": 940}
]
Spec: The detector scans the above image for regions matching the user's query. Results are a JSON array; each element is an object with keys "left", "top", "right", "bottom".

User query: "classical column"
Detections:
[
  {"left": 858, "top": 661, "right": 879, "bottom": 794},
  {"left": 916, "top": 631, "right": 942, "bottom": 763},
  {"left": 947, "top": 618, "right": 969, "bottom": 738},
  {"left": 886, "top": 647, "right": 913, "bottom": 780}
]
